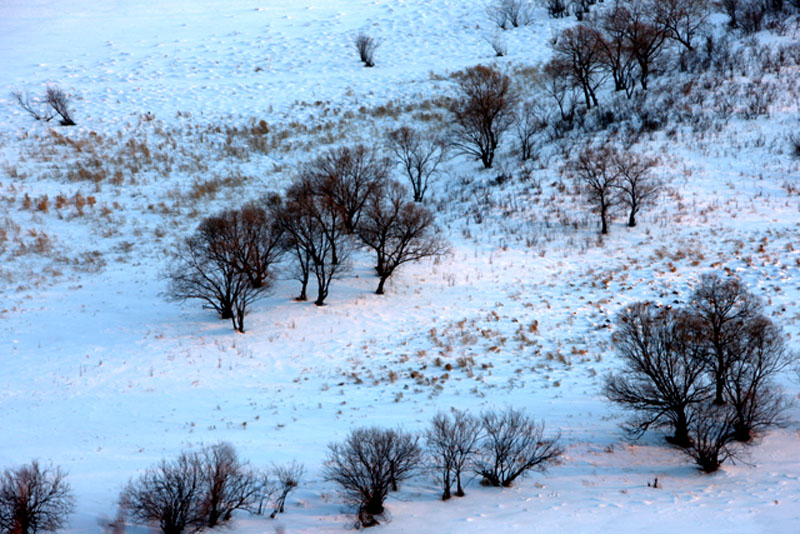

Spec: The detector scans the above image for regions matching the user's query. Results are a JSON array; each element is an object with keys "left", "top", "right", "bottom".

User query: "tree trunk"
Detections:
[
  {"left": 668, "top": 410, "right": 691, "bottom": 448},
  {"left": 455, "top": 471, "right": 465, "bottom": 497},
  {"left": 628, "top": 206, "right": 637, "bottom": 227},
  {"left": 376, "top": 276, "right": 389, "bottom": 295}
]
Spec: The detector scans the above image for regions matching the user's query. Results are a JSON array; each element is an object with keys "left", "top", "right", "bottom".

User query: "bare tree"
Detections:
[
  {"left": 11, "top": 91, "right": 54, "bottom": 122},
  {"left": 44, "top": 86, "right": 75, "bottom": 126},
  {"left": 486, "top": 0, "right": 536, "bottom": 29},
  {"left": 564, "top": 144, "right": 621, "bottom": 235},
  {"left": 650, "top": 0, "right": 710, "bottom": 52},
  {"left": 474, "top": 408, "right": 563, "bottom": 487},
  {"left": 604, "top": 302, "right": 711, "bottom": 447},
  {"left": 166, "top": 208, "right": 277, "bottom": 332},
  {"left": 121, "top": 453, "right": 206, "bottom": 534},
  {"left": 357, "top": 181, "right": 448, "bottom": 295},
  {"left": 688, "top": 274, "right": 763, "bottom": 406},
  {"left": 619, "top": 2, "right": 668, "bottom": 90},
  {"left": 279, "top": 177, "right": 351, "bottom": 306},
  {"left": 722, "top": 314, "right": 791, "bottom": 442},
  {"left": 354, "top": 33, "right": 379, "bottom": 67},
  {"left": 449, "top": 65, "right": 518, "bottom": 169},
  {"left": 612, "top": 150, "right": 660, "bottom": 227},
  {"left": 0, "top": 462, "right": 75, "bottom": 534},
  {"left": 324, "top": 427, "right": 420, "bottom": 528},
  {"left": 536, "top": 58, "right": 577, "bottom": 122},
  {"left": 304, "top": 145, "right": 389, "bottom": 235},
  {"left": 198, "top": 443, "right": 259, "bottom": 528},
  {"left": 721, "top": 0, "right": 741, "bottom": 27},
  {"left": 552, "top": 24, "right": 605, "bottom": 109},
  {"left": 425, "top": 410, "right": 482, "bottom": 500},
  {"left": 513, "top": 99, "right": 548, "bottom": 161},
  {"left": 269, "top": 462, "right": 303, "bottom": 518},
  {"left": 385, "top": 126, "right": 447, "bottom": 202},
  {"left": 593, "top": 4, "right": 637, "bottom": 95},
  {"left": 233, "top": 198, "right": 285, "bottom": 289}
]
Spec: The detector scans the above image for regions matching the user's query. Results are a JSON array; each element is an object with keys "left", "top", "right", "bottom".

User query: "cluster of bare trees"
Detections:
[
  {"left": 541, "top": 0, "right": 710, "bottom": 114},
  {"left": 12, "top": 85, "right": 76, "bottom": 126},
  {"left": 167, "top": 144, "right": 447, "bottom": 332},
  {"left": 325, "top": 408, "right": 562, "bottom": 528},
  {"left": 605, "top": 274, "right": 793, "bottom": 472},
  {"left": 120, "top": 443, "right": 303, "bottom": 534},
  {"left": 563, "top": 143, "right": 660, "bottom": 233}
]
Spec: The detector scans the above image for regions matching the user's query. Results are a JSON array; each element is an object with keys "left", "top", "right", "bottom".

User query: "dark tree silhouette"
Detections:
[
  {"left": 354, "top": 33, "right": 379, "bottom": 67},
  {"left": 270, "top": 462, "right": 304, "bottom": 518},
  {"left": 552, "top": 25, "right": 605, "bottom": 109},
  {"left": 425, "top": 410, "right": 482, "bottom": 500},
  {"left": 386, "top": 126, "right": 447, "bottom": 202},
  {"left": 721, "top": 314, "right": 791, "bottom": 442},
  {"left": 357, "top": 181, "right": 448, "bottom": 295},
  {"left": 513, "top": 99, "right": 548, "bottom": 161},
  {"left": 604, "top": 302, "right": 711, "bottom": 447},
  {"left": 682, "top": 402, "right": 738, "bottom": 473},
  {"left": 564, "top": 144, "right": 621, "bottom": 235},
  {"left": 121, "top": 453, "right": 206, "bottom": 534},
  {"left": 279, "top": 175, "right": 352, "bottom": 306},
  {"left": 324, "top": 427, "right": 421, "bottom": 528},
  {"left": 44, "top": 86, "right": 75, "bottom": 126},
  {"left": 0, "top": 462, "right": 75, "bottom": 534},
  {"left": 167, "top": 207, "right": 278, "bottom": 332},
  {"left": 688, "top": 274, "right": 763, "bottom": 405},
  {"left": 198, "top": 443, "right": 259, "bottom": 528},
  {"left": 473, "top": 408, "right": 563, "bottom": 487},
  {"left": 612, "top": 150, "right": 660, "bottom": 227},
  {"left": 449, "top": 65, "right": 518, "bottom": 169},
  {"left": 651, "top": 0, "right": 710, "bottom": 51}
]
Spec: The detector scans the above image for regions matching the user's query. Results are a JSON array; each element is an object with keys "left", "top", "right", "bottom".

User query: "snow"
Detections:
[{"left": 1, "top": 1, "right": 800, "bottom": 533}]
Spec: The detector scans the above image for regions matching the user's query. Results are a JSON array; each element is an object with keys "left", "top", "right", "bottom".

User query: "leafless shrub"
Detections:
[
  {"left": 513, "top": 99, "right": 548, "bottom": 161},
  {"left": 385, "top": 126, "right": 447, "bottom": 202},
  {"left": 449, "top": 65, "right": 518, "bottom": 169},
  {"left": 0, "top": 462, "right": 75, "bottom": 534},
  {"left": 269, "top": 462, "right": 304, "bottom": 518},
  {"left": 536, "top": 59, "right": 577, "bottom": 122},
  {"left": 604, "top": 302, "right": 710, "bottom": 447},
  {"left": 651, "top": 0, "right": 710, "bottom": 52},
  {"left": 44, "top": 86, "right": 76, "bottom": 126},
  {"left": 425, "top": 410, "right": 482, "bottom": 500},
  {"left": 354, "top": 33, "right": 379, "bottom": 67},
  {"left": 11, "top": 90, "right": 54, "bottom": 122},
  {"left": 722, "top": 0, "right": 742, "bottom": 27},
  {"left": 357, "top": 181, "right": 448, "bottom": 294},
  {"left": 740, "top": 1, "right": 766, "bottom": 34},
  {"left": 486, "top": 0, "right": 536, "bottom": 29},
  {"left": 542, "top": 0, "right": 568, "bottom": 18},
  {"left": 486, "top": 32, "right": 509, "bottom": 56},
  {"left": 789, "top": 132, "right": 800, "bottom": 159},
  {"left": 324, "top": 427, "right": 421, "bottom": 528},
  {"left": 682, "top": 402, "right": 739, "bottom": 473},
  {"left": 121, "top": 453, "right": 206, "bottom": 534},
  {"left": 474, "top": 408, "right": 562, "bottom": 487}
]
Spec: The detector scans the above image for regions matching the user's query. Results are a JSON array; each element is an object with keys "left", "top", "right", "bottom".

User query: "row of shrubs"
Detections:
[{"left": 0, "top": 408, "right": 561, "bottom": 533}]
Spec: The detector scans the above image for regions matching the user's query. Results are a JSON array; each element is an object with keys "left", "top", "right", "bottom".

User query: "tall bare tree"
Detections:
[
  {"left": 386, "top": 126, "right": 447, "bottom": 202},
  {"left": 612, "top": 150, "right": 660, "bottom": 227},
  {"left": 357, "top": 182, "right": 448, "bottom": 295},
  {"left": 425, "top": 410, "right": 482, "bottom": 500},
  {"left": 604, "top": 302, "right": 711, "bottom": 447},
  {"left": 564, "top": 144, "right": 621, "bottom": 235},
  {"left": 552, "top": 24, "right": 605, "bottom": 109},
  {"left": 449, "top": 65, "right": 518, "bottom": 169}
]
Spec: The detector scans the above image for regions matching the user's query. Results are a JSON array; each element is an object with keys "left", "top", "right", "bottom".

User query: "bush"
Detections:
[
  {"left": 487, "top": 0, "right": 536, "bottom": 29},
  {"left": 122, "top": 444, "right": 261, "bottom": 534},
  {"left": 121, "top": 453, "right": 206, "bottom": 534},
  {"left": 12, "top": 86, "right": 75, "bottom": 125},
  {"left": 0, "top": 462, "right": 75, "bottom": 534},
  {"left": 324, "top": 427, "right": 421, "bottom": 528},
  {"left": 473, "top": 408, "right": 563, "bottom": 487},
  {"left": 269, "top": 462, "right": 304, "bottom": 518},
  {"left": 354, "top": 33, "right": 379, "bottom": 67}
]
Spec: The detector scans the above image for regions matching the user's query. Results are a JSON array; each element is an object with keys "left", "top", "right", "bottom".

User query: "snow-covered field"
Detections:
[{"left": 1, "top": 1, "right": 800, "bottom": 533}]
